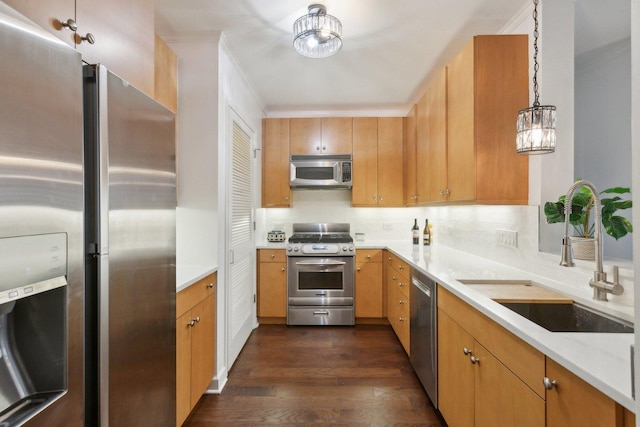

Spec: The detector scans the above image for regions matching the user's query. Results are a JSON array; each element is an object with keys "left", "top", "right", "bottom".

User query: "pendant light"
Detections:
[
  {"left": 516, "top": 0, "right": 556, "bottom": 154},
  {"left": 293, "top": 4, "right": 343, "bottom": 59}
]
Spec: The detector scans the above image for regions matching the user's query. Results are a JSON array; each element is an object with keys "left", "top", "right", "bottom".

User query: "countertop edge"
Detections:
[{"left": 177, "top": 264, "right": 219, "bottom": 293}]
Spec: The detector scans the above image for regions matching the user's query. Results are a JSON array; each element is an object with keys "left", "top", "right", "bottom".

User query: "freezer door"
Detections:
[
  {"left": 0, "top": 3, "right": 84, "bottom": 426},
  {"left": 84, "top": 65, "right": 177, "bottom": 426}
]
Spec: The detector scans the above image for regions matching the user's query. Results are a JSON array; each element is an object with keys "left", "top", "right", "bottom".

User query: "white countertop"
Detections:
[
  {"left": 257, "top": 239, "right": 635, "bottom": 411},
  {"left": 177, "top": 264, "right": 219, "bottom": 292}
]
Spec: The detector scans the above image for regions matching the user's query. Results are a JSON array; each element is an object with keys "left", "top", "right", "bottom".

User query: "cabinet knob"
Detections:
[
  {"left": 284, "top": 196, "right": 289, "bottom": 201},
  {"left": 470, "top": 356, "right": 480, "bottom": 364},
  {"left": 398, "top": 265, "right": 404, "bottom": 270},
  {"left": 76, "top": 32, "right": 96, "bottom": 45},
  {"left": 356, "top": 267, "right": 361, "bottom": 272},
  {"left": 412, "top": 195, "right": 418, "bottom": 200},
  {"left": 379, "top": 195, "right": 383, "bottom": 201},
  {"left": 322, "top": 146, "right": 327, "bottom": 151},
  {"left": 316, "top": 146, "right": 321, "bottom": 151},
  {"left": 463, "top": 347, "right": 472, "bottom": 356},
  {"left": 59, "top": 18, "right": 77, "bottom": 31},
  {"left": 281, "top": 267, "right": 285, "bottom": 272},
  {"left": 372, "top": 195, "right": 377, "bottom": 200},
  {"left": 543, "top": 377, "right": 557, "bottom": 390},
  {"left": 398, "top": 282, "right": 405, "bottom": 287},
  {"left": 439, "top": 189, "right": 444, "bottom": 195},
  {"left": 445, "top": 188, "right": 451, "bottom": 195},
  {"left": 194, "top": 316, "right": 201, "bottom": 323},
  {"left": 392, "top": 276, "right": 397, "bottom": 281},
  {"left": 271, "top": 254, "right": 275, "bottom": 259},
  {"left": 366, "top": 255, "right": 371, "bottom": 259},
  {"left": 388, "top": 257, "right": 393, "bottom": 262},
  {"left": 398, "top": 300, "right": 405, "bottom": 305},
  {"left": 187, "top": 320, "right": 195, "bottom": 327},
  {"left": 399, "top": 317, "right": 406, "bottom": 322},
  {"left": 207, "top": 282, "right": 214, "bottom": 288}
]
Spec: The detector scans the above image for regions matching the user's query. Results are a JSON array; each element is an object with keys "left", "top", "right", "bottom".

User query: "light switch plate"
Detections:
[{"left": 496, "top": 229, "right": 518, "bottom": 248}]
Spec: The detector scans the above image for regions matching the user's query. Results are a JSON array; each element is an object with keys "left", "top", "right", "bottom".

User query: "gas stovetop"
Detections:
[{"left": 286, "top": 223, "right": 354, "bottom": 256}]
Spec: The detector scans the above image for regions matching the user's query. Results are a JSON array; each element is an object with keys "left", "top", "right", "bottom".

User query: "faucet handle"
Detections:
[{"left": 613, "top": 265, "right": 619, "bottom": 284}]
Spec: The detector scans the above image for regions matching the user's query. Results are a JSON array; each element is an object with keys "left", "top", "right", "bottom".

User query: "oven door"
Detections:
[{"left": 287, "top": 257, "right": 354, "bottom": 306}]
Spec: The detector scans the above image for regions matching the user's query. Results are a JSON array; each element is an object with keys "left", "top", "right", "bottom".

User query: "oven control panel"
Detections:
[{"left": 286, "top": 243, "right": 355, "bottom": 255}]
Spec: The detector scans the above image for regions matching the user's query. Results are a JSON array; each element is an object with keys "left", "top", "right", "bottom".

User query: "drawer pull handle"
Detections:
[
  {"left": 187, "top": 320, "right": 195, "bottom": 327},
  {"left": 398, "top": 265, "right": 404, "bottom": 270},
  {"left": 271, "top": 254, "right": 275, "bottom": 259},
  {"left": 398, "top": 282, "right": 405, "bottom": 287},
  {"left": 76, "top": 32, "right": 96, "bottom": 45},
  {"left": 194, "top": 316, "right": 201, "bottom": 323},
  {"left": 470, "top": 356, "right": 480, "bottom": 364},
  {"left": 399, "top": 317, "right": 406, "bottom": 322},
  {"left": 463, "top": 347, "right": 472, "bottom": 356},
  {"left": 281, "top": 267, "right": 285, "bottom": 272},
  {"left": 543, "top": 377, "right": 557, "bottom": 390},
  {"left": 60, "top": 18, "right": 77, "bottom": 31},
  {"left": 366, "top": 255, "right": 371, "bottom": 259},
  {"left": 356, "top": 268, "right": 361, "bottom": 272},
  {"left": 207, "top": 283, "right": 214, "bottom": 288},
  {"left": 398, "top": 300, "right": 405, "bottom": 305},
  {"left": 313, "top": 311, "right": 329, "bottom": 316}
]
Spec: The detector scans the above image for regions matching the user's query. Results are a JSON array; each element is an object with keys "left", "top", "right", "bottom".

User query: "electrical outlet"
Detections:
[{"left": 496, "top": 229, "right": 518, "bottom": 248}]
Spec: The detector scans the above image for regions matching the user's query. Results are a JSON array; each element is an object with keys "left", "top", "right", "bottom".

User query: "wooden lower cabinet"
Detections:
[
  {"left": 257, "top": 249, "right": 287, "bottom": 322},
  {"left": 546, "top": 358, "right": 635, "bottom": 427},
  {"left": 438, "top": 287, "right": 544, "bottom": 427},
  {"left": 355, "top": 249, "right": 383, "bottom": 319},
  {"left": 385, "top": 251, "right": 410, "bottom": 354},
  {"left": 176, "top": 273, "right": 217, "bottom": 426}
]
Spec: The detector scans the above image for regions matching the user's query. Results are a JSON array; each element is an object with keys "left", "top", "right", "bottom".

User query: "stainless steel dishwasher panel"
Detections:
[{"left": 410, "top": 269, "right": 437, "bottom": 407}]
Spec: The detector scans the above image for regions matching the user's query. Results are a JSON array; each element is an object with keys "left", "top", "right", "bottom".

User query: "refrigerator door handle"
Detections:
[{"left": 230, "top": 250, "right": 235, "bottom": 264}]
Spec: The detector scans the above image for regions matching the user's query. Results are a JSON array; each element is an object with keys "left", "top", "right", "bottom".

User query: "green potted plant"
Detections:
[{"left": 544, "top": 184, "right": 633, "bottom": 260}]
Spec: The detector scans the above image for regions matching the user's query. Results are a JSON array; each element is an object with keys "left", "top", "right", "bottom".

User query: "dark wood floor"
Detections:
[{"left": 184, "top": 324, "right": 446, "bottom": 426}]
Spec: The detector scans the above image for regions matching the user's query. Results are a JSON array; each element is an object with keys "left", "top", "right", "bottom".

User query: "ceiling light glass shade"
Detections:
[
  {"left": 516, "top": 105, "right": 556, "bottom": 154},
  {"left": 293, "top": 4, "right": 342, "bottom": 58}
]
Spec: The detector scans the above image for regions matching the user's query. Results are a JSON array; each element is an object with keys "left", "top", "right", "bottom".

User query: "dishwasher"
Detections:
[{"left": 410, "top": 268, "right": 438, "bottom": 407}]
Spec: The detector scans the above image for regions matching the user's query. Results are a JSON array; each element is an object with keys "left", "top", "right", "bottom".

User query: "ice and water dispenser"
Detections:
[{"left": 0, "top": 233, "right": 68, "bottom": 424}]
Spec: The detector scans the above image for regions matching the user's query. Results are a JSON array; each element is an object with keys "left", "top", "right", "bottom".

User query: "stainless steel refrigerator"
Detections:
[
  {"left": 83, "top": 64, "right": 176, "bottom": 426},
  {"left": 0, "top": 2, "right": 176, "bottom": 425}
]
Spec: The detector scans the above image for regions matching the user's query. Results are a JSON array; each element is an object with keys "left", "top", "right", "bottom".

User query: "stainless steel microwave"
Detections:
[{"left": 290, "top": 154, "right": 352, "bottom": 189}]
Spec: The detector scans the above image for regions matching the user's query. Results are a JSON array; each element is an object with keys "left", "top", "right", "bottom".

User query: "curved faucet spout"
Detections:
[{"left": 559, "top": 179, "right": 623, "bottom": 301}]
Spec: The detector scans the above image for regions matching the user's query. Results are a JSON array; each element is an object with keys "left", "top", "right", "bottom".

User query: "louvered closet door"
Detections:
[{"left": 227, "top": 112, "right": 255, "bottom": 367}]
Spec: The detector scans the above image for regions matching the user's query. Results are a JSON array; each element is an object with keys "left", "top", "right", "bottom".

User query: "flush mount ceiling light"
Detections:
[
  {"left": 293, "top": 4, "right": 342, "bottom": 59},
  {"left": 516, "top": 0, "right": 556, "bottom": 154}
]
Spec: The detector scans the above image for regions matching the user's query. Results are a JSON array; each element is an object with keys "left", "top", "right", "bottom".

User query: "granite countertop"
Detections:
[
  {"left": 176, "top": 264, "right": 219, "bottom": 292},
  {"left": 256, "top": 239, "right": 635, "bottom": 411}
]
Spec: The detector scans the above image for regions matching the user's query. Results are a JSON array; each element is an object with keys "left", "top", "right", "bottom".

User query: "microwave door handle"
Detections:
[
  {"left": 295, "top": 260, "right": 347, "bottom": 266},
  {"left": 336, "top": 162, "right": 342, "bottom": 183}
]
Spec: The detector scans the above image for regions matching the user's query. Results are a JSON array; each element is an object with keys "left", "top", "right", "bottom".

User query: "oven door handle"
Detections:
[{"left": 294, "top": 260, "right": 347, "bottom": 266}]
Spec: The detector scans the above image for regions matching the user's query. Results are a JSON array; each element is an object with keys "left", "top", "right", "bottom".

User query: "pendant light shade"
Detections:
[
  {"left": 293, "top": 4, "right": 342, "bottom": 59},
  {"left": 516, "top": 0, "right": 556, "bottom": 154}
]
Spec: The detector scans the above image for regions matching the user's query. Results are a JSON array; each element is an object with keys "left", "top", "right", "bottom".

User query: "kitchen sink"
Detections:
[{"left": 499, "top": 302, "right": 634, "bottom": 333}]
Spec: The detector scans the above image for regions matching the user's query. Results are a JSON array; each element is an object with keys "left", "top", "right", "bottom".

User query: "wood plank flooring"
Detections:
[{"left": 183, "top": 324, "right": 446, "bottom": 426}]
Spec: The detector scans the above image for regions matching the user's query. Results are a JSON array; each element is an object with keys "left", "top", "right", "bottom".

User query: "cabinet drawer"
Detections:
[
  {"left": 177, "top": 273, "right": 217, "bottom": 318},
  {"left": 386, "top": 251, "right": 410, "bottom": 275},
  {"left": 259, "top": 249, "right": 286, "bottom": 263},
  {"left": 356, "top": 249, "right": 382, "bottom": 263},
  {"left": 387, "top": 266, "right": 410, "bottom": 300},
  {"left": 438, "top": 286, "right": 545, "bottom": 398}
]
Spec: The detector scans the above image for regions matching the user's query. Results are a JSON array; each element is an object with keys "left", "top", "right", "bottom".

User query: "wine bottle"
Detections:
[
  {"left": 412, "top": 219, "right": 419, "bottom": 244},
  {"left": 423, "top": 219, "right": 431, "bottom": 246}
]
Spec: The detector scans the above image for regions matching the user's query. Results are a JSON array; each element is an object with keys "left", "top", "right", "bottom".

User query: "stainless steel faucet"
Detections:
[{"left": 559, "top": 179, "right": 624, "bottom": 301}]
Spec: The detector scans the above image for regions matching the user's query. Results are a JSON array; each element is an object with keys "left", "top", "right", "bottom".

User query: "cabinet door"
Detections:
[
  {"left": 258, "top": 262, "right": 287, "bottom": 317},
  {"left": 190, "top": 293, "right": 216, "bottom": 409},
  {"left": 377, "top": 117, "right": 404, "bottom": 206},
  {"left": 3, "top": 0, "right": 76, "bottom": 46},
  {"left": 352, "top": 117, "right": 378, "bottom": 206},
  {"left": 76, "top": 0, "right": 155, "bottom": 97},
  {"left": 355, "top": 260, "right": 383, "bottom": 318},
  {"left": 474, "top": 342, "right": 545, "bottom": 427},
  {"left": 321, "top": 117, "right": 352, "bottom": 154},
  {"left": 446, "top": 38, "right": 476, "bottom": 202},
  {"left": 176, "top": 310, "right": 193, "bottom": 426},
  {"left": 403, "top": 105, "right": 417, "bottom": 205},
  {"left": 546, "top": 358, "right": 623, "bottom": 427},
  {"left": 262, "top": 118, "right": 291, "bottom": 207},
  {"left": 437, "top": 310, "right": 474, "bottom": 427},
  {"left": 426, "top": 68, "right": 448, "bottom": 202},
  {"left": 290, "top": 118, "right": 321, "bottom": 154},
  {"left": 415, "top": 91, "right": 430, "bottom": 203}
]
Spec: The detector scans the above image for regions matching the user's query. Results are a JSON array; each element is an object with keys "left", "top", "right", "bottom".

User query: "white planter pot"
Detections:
[{"left": 570, "top": 236, "right": 595, "bottom": 261}]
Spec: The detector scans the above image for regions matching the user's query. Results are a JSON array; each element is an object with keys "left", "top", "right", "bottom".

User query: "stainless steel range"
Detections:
[{"left": 286, "top": 223, "right": 355, "bottom": 326}]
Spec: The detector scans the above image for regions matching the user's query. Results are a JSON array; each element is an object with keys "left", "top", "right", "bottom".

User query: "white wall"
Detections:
[
  {"left": 575, "top": 37, "right": 632, "bottom": 259},
  {"left": 169, "top": 33, "right": 220, "bottom": 267}
]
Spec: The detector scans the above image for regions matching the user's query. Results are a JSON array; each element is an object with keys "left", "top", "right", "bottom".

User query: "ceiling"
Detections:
[{"left": 155, "top": 0, "right": 630, "bottom": 115}]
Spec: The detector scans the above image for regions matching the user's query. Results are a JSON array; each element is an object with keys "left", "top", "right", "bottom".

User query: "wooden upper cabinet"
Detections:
[
  {"left": 403, "top": 105, "right": 417, "bottom": 205},
  {"left": 262, "top": 118, "right": 291, "bottom": 207},
  {"left": 321, "top": 117, "right": 352, "bottom": 154},
  {"left": 352, "top": 117, "right": 404, "bottom": 207},
  {"left": 447, "top": 35, "right": 529, "bottom": 204},
  {"left": 376, "top": 117, "right": 404, "bottom": 206},
  {"left": 4, "top": 0, "right": 155, "bottom": 98},
  {"left": 3, "top": 0, "right": 76, "bottom": 47},
  {"left": 290, "top": 118, "right": 321, "bottom": 155},
  {"left": 425, "top": 67, "right": 448, "bottom": 203},
  {"left": 76, "top": 0, "right": 155, "bottom": 97},
  {"left": 290, "top": 117, "right": 352, "bottom": 155},
  {"left": 154, "top": 35, "right": 178, "bottom": 113},
  {"left": 352, "top": 117, "right": 378, "bottom": 206}
]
